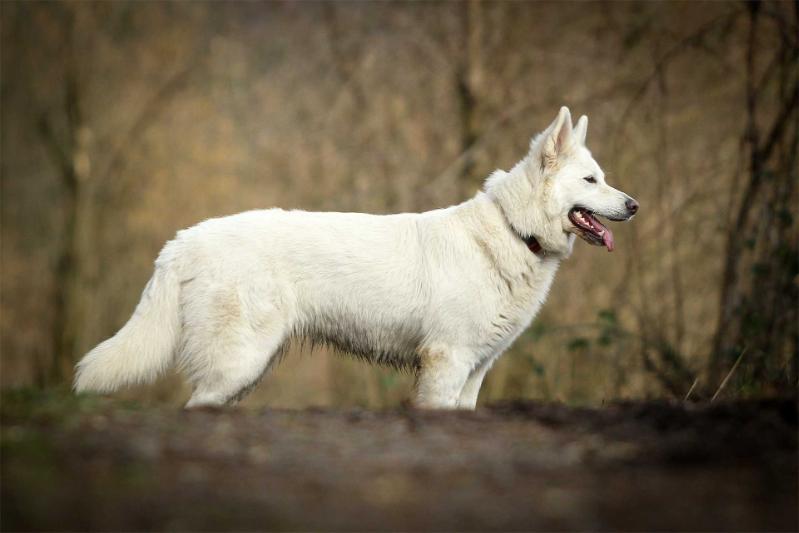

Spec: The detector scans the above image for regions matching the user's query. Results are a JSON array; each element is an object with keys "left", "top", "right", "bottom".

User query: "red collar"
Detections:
[
  {"left": 502, "top": 211, "right": 546, "bottom": 256},
  {"left": 522, "top": 234, "right": 543, "bottom": 254}
]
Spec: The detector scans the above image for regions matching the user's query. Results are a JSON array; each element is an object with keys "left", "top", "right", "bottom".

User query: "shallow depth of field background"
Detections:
[{"left": 1, "top": 1, "right": 796, "bottom": 407}]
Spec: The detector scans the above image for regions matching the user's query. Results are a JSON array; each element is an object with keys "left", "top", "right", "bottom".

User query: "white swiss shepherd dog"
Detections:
[{"left": 74, "top": 107, "right": 638, "bottom": 409}]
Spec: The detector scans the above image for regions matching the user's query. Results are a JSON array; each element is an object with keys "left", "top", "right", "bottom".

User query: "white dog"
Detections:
[{"left": 74, "top": 107, "right": 638, "bottom": 409}]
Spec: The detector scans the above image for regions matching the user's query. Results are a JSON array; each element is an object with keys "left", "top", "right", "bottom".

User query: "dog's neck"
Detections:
[{"left": 483, "top": 162, "right": 573, "bottom": 259}]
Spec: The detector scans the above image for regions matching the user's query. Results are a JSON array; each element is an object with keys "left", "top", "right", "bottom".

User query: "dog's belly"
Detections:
[{"left": 295, "top": 307, "right": 425, "bottom": 370}]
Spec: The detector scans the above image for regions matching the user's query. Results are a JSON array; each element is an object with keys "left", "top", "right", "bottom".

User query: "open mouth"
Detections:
[{"left": 568, "top": 207, "right": 615, "bottom": 251}]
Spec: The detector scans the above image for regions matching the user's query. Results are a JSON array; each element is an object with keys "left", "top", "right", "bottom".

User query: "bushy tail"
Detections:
[{"left": 73, "top": 264, "right": 181, "bottom": 393}]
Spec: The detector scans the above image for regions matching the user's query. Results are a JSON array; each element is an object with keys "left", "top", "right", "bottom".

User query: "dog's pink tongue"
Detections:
[{"left": 603, "top": 227, "right": 615, "bottom": 252}]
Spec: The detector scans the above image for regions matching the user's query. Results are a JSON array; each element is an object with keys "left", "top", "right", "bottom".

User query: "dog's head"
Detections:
[
  {"left": 486, "top": 107, "right": 638, "bottom": 256},
  {"left": 540, "top": 107, "right": 638, "bottom": 252}
]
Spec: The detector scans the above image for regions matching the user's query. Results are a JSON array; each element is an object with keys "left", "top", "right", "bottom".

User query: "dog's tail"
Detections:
[{"left": 73, "top": 260, "right": 181, "bottom": 394}]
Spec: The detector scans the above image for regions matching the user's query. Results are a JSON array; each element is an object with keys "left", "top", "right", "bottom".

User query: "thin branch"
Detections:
[
  {"left": 683, "top": 378, "right": 699, "bottom": 401},
  {"left": 99, "top": 50, "right": 206, "bottom": 198},
  {"left": 36, "top": 114, "right": 76, "bottom": 191},
  {"left": 760, "top": 3, "right": 799, "bottom": 49},
  {"left": 756, "top": 79, "right": 799, "bottom": 164},
  {"left": 755, "top": 41, "right": 789, "bottom": 95},
  {"left": 612, "top": 8, "right": 744, "bottom": 158},
  {"left": 711, "top": 347, "right": 748, "bottom": 402},
  {"left": 422, "top": 79, "right": 639, "bottom": 193},
  {"left": 322, "top": 3, "right": 368, "bottom": 110}
]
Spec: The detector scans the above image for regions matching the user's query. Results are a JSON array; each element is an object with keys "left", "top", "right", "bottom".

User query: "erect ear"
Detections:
[
  {"left": 542, "top": 106, "right": 573, "bottom": 169},
  {"left": 574, "top": 115, "right": 588, "bottom": 146}
]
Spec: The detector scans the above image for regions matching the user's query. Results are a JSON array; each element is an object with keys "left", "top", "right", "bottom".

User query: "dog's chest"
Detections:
[{"left": 478, "top": 256, "right": 560, "bottom": 352}]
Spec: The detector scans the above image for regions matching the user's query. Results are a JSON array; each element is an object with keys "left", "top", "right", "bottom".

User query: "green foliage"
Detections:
[
  {"left": 526, "top": 320, "right": 550, "bottom": 342},
  {"left": 750, "top": 262, "right": 768, "bottom": 277},
  {"left": 776, "top": 207, "right": 792, "bottom": 226},
  {"left": 525, "top": 354, "right": 546, "bottom": 377},
  {"left": 379, "top": 372, "right": 397, "bottom": 391},
  {"left": 597, "top": 309, "right": 618, "bottom": 326},
  {"left": 567, "top": 337, "right": 590, "bottom": 352},
  {"left": 597, "top": 309, "right": 620, "bottom": 347},
  {"left": 1, "top": 387, "right": 140, "bottom": 425}
]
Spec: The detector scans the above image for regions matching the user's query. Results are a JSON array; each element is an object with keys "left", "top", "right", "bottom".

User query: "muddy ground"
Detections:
[{"left": 1, "top": 390, "right": 796, "bottom": 531}]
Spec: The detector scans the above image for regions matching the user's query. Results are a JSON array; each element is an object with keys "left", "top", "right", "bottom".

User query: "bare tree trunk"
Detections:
[
  {"left": 53, "top": 162, "right": 92, "bottom": 384},
  {"left": 48, "top": 164, "right": 80, "bottom": 384},
  {"left": 711, "top": 0, "right": 798, "bottom": 394},
  {"left": 37, "top": 11, "right": 92, "bottom": 384},
  {"left": 455, "top": 0, "right": 482, "bottom": 197},
  {"left": 37, "top": 5, "right": 204, "bottom": 385}
]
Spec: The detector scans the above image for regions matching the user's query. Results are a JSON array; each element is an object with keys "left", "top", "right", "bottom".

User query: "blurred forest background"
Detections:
[{"left": 1, "top": 0, "right": 796, "bottom": 408}]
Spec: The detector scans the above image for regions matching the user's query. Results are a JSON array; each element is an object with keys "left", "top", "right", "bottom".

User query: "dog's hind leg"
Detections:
[
  {"left": 184, "top": 328, "right": 285, "bottom": 408},
  {"left": 181, "top": 284, "right": 289, "bottom": 408}
]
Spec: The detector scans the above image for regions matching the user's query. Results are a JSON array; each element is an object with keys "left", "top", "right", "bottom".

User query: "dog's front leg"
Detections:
[
  {"left": 456, "top": 356, "right": 496, "bottom": 409},
  {"left": 412, "top": 346, "right": 472, "bottom": 409}
]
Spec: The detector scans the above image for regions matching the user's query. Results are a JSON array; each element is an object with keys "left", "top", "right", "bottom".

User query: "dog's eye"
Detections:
[{"left": 583, "top": 176, "right": 597, "bottom": 184}]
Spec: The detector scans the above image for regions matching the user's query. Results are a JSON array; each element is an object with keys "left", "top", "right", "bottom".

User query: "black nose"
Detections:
[{"left": 625, "top": 198, "right": 639, "bottom": 215}]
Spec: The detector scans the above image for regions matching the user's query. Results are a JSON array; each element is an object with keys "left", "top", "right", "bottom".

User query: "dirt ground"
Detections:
[{"left": 1, "top": 390, "right": 796, "bottom": 531}]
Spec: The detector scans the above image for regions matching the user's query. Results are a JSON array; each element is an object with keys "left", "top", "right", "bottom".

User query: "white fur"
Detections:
[{"left": 73, "top": 107, "right": 637, "bottom": 409}]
